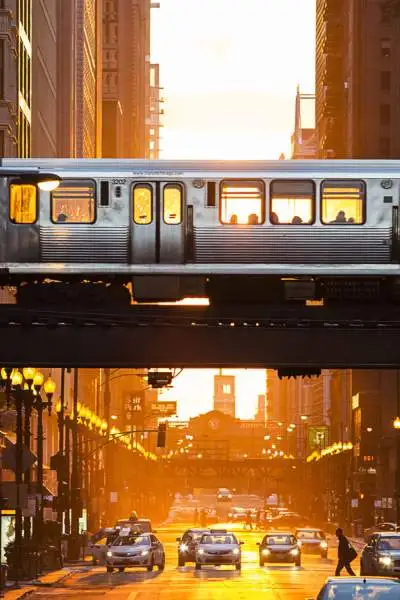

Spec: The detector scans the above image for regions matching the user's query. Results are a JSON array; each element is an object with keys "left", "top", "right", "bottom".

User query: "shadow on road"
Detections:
[{"left": 64, "top": 568, "right": 162, "bottom": 589}]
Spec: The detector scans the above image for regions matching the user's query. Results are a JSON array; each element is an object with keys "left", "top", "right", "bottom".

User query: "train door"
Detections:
[
  {"left": 5, "top": 181, "right": 40, "bottom": 262},
  {"left": 131, "top": 181, "right": 185, "bottom": 264}
]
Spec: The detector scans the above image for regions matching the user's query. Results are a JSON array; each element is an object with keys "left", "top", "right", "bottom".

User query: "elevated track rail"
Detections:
[{"left": 1, "top": 304, "right": 400, "bottom": 368}]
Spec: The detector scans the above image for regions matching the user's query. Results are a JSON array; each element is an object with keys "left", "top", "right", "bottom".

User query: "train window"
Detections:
[
  {"left": 321, "top": 180, "right": 365, "bottom": 224},
  {"left": 51, "top": 180, "right": 96, "bottom": 224},
  {"left": 164, "top": 184, "right": 182, "bottom": 224},
  {"left": 9, "top": 183, "right": 37, "bottom": 224},
  {"left": 270, "top": 180, "right": 314, "bottom": 224},
  {"left": 220, "top": 180, "right": 264, "bottom": 224},
  {"left": 133, "top": 184, "right": 152, "bottom": 224},
  {"left": 207, "top": 182, "right": 216, "bottom": 207}
]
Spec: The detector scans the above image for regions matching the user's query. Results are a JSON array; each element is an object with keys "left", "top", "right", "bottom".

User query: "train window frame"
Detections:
[
  {"left": 50, "top": 178, "right": 97, "bottom": 225},
  {"left": 133, "top": 183, "right": 153, "bottom": 225},
  {"left": 163, "top": 183, "right": 183, "bottom": 225},
  {"left": 269, "top": 179, "right": 315, "bottom": 225},
  {"left": 219, "top": 179, "right": 265, "bottom": 225},
  {"left": 9, "top": 182, "right": 38, "bottom": 225},
  {"left": 320, "top": 179, "right": 366, "bottom": 225}
]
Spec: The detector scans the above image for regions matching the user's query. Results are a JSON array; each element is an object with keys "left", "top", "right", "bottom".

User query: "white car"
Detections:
[
  {"left": 106, "top": 532, "right": 165, "bottom": 573},
  {"left": 217, "top": 488, "right": 233, "bottom": 502},
  {"left": 195, "top": 530, "right": 242, "bottom": 570}
]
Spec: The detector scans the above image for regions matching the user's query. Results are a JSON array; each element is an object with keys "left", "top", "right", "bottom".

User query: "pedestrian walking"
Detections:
[
  {"left": 335, "top": 528, "right": 357, "bottom": 576},
  {"left": 244, "top": 510, "right": 253, "bottom": 531}
]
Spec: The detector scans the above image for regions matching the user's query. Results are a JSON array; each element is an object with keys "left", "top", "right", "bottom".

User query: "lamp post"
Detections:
[
  {"left": 32, "top": 373, "right": 56, "bottom": 546},
  {"left": 11, "top": 369, "right": 23, "bottom": 585},
  {"left": 22, "top": 367, "right": 35, "bottom": 541},
  {"left": 70, "top": 368, "right": 81, "bottom": 560}
]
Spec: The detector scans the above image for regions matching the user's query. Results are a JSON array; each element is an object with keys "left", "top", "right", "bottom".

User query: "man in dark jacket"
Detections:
[{"left": 335, "top": 528, "right": 356, "bottom": 576}]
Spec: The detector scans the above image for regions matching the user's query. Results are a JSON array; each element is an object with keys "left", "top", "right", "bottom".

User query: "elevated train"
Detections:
[{"left": 1, "top": 158, "right": 400, "bottom": 306}]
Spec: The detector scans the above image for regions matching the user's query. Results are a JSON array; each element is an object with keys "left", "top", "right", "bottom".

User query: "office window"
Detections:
[
  {"left": 164, "top": 184, "right": 182, "bottom": 224},
  {"left": 380, "top": 38, "right": 391, "bottom": 57},
  {"left": 133, "top": 184, "right": 152, "bottom": 224},
  {"left": 270, "top": 180, "right": 314, "bottom": 224},
  {"left": 223, "top": 384, "right": 231, "bottom": 394},
  {"left": 321, "top": 180, "right": 365, "bottom": 224},
  {"left": 380, "top": 71, "right": 391, "bottom": 91},
  {"left": 9, "top": 184, "right": 37, "bottom": 224},
  {"left": 220, "top": 180, "right": 264, "bottom": 224},
  {"left": 0, "top": 40, "right": 4, "bottom": 99},
  {"left": 51, "top": 180, "right": 96, "bottom": 224},
  {"left": 380, "top": 104, "right": 391, "bottom": 125}
]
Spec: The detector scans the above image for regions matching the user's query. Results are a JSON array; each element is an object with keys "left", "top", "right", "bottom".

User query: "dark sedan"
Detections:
[
  {"left": 360, "top": 533, "right": 400, "bottom": 577},
  {"left": 257, "top": 532, "right": 301, "bottom": 567}
]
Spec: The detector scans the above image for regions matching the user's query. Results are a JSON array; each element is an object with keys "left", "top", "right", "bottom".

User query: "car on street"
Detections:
[
  {"left": 217, "top": 488, "right": 233, "bottom": 502},
  {"left": 257, "top": 532, "right": 301, "bottom": 567},
  {"left": 295, "top": 528, "right": 328, "bottom": 558},
  {"left": 176, "top": 528, "right": 210, "bottom": 566},
  {"left": 195, "top": 530, "right": 242, "bottom": 570},
  {"left": 271, "top": 512, "right": 308, "bottom": 528},
  {"left": 89, "top": 528, "right": 118, "bottom": 565},
  {"left": 360, "top": 532, "right": 400, "bottom": 577},
  {"left": 106, "top": 532, "right": 165, "bottom": 573},
  {"left": 364, "top": 522, "right": 399, "bottom": 541},
  {"left": 227, "top": 507, "right": 247, "bottom": 522},
  {"left": 310, "top": 576, "right": 400, "bottom": 599}
]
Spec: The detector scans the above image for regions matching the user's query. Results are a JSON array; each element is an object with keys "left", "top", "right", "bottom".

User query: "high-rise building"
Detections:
[
  {"left": 102, "top": 0, "right": 159, "bottom": 158},
  {"left": 148, "top": 63, "right": 163, "bottom": 159},
  {"left": 32, "top": 0, "right": 57, "bottom": 157},
  {"left": 0, "top": 0, "right": 32, "bottom": 157},
  {"left": 57, "top": 0, "right": 103, "bottom": 158},
  {"left": 316, "top": 0, "right": 400, "bottom": 158},
  {"left": 291, "top": 86, "right": 316, "bottom": 159},
  {"left": 213, "top": 373, "right": 236, "bottom": 418}
]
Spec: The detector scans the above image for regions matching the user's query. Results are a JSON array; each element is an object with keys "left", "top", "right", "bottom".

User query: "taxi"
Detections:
[{"left": 195, "top": 529, "right": 243, "bottom": 570}]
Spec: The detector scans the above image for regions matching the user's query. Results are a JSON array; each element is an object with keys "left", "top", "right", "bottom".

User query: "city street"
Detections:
[{"left": 25, "top": 524, "right": 340, "bottom": 600}]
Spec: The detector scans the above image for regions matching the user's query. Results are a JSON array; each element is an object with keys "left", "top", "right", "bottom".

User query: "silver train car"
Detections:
[{"left": 1, "top": 158, "right": 400, "bottom": 305}]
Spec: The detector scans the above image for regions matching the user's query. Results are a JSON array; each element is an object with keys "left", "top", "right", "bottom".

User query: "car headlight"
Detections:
[
  {"left": 290, "top": 549, "right": 299, "bottom": 556},
  {"left": 106, "top": 551, "right": 113, "bottom": 557},
  {"left": 379, "top": 555, "right": 392, "bottom": 566},
  {"left": 180, "top": 543, "right": 188, "bottom": 552},
  {"left": 198, "top": 548, "right": 205, "bottom": 555},
  {"left": 228, "top": 495, "right": 232, "bottom": 499},
  {"left": 297, "top": 540, "right": 302, "bottom": 547},
  {"left": 262, "top": 549, "right": 270, "bottom": 556},
  {"left": 141, "top": 550, "right": 149, "bottom": 557},
  {"left": 233, "top": 548, "right": 240, "bottom": 555},
  {"left": 320, "top": 541, "right": 328, "bottom": 549},
  {"left": 228, "top": 513, "right": 232, "bottom": 518}
]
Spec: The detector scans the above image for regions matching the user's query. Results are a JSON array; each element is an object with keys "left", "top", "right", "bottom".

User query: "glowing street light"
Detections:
[{"left": 394, "top": 417, "right": 400, "bottom": 430}]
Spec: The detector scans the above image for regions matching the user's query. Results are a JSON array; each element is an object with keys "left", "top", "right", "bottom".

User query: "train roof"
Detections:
[{"left": 2, "top": 158, "right": 400, "bottom": 178}]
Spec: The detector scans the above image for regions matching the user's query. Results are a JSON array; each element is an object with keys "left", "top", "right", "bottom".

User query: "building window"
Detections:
[
  {"left": 0, "top": 130, "right": 4, "bottom": 157},
  {"left": 380, "top": 38, "right": 391, "bottom": 57},
  {"left": 380, "top": 104, "right": 391, "bottom": 125},
  {"left": 133, "top": 184, "right": 152, "bottom": 224},
  {"left": 51, "top": 180, "right": 96, "bottom": 224},
  {"left": 380, "top": 137, "right": 390, "bottom": 157},
  {"left": 0, "top": 40, "right": 4, "bottom": 99},
  {"left": 220, "top": 180, "right": 264, "bottom": 224},
  {"left": 270, "top": 180, "right": 314, "bottom": 224},
  {"left": 223, "top": 384, "right": 231, "bottom": 394},
  {"left": 9, "top": 183, "right": 37, "bottom": 224},
  {"left": 380, "top": 71, "right": 391, "bottom": 91},
  {"left": 321, "top": 180, "right": 365, "bottom": 224}
]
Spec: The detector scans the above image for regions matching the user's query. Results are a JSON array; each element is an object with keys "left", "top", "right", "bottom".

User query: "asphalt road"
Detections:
[{"left": 27, "top": 523, "right": 343, "bottom": 600}]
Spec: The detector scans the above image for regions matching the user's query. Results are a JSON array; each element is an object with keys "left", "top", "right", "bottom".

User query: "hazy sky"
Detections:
[
  {"left": 151, "top": 1, "right": 315, "bottom": 418},
  {"left": 159, "top": 369, "right": 266, "bottom": 420},
  {"left": 151, "top": 0, "right": 316, "bottom": 159}
]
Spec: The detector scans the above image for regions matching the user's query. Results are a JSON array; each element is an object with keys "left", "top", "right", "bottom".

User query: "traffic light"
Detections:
[
  {"left": 157, "top": 423, "right": 167, "bottom": 447},
  {"left": 148, "top": 371, "right": 173, "bottom": 389}
]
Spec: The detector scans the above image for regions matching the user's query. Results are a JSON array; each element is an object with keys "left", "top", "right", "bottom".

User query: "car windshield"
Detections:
[
  {"left": 138, "top": 521, "right": 151, "bottom": 532},
  {"left": 191, "top": 532, "right": 207, "bottom": 541},
  {"left": 322, "top": 581, "right": 400, "bottom": 599},
  {"left": 265, "top": 535, "right": 295, "bottom": 545},
  {"left": 377, "top": 537, "right": 400, "bottom": 550},
  {"left": 297, "top": 530, "right": 324, "bottom": 540},
  {"left": 112, "top": 535, "right": 150, "bottom": 547},
  {"left": 201, "top": 534, "right": 237, "bottom": 545}
]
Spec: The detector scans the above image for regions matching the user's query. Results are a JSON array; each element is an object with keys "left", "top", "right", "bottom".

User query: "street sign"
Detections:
[
  {"left": 110, "top": 491, "right": 118, "bottom": 503},
  {"left": 1, "top": 442, "right": 37, "bottom": 472},
  {"left": 151, "top": 401, "right": 177, "bottom": 416}
]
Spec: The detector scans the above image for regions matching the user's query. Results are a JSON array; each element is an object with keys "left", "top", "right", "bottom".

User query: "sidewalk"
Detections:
[{"left": 3, "top": 560, "right": 90, "bottom": 600}]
